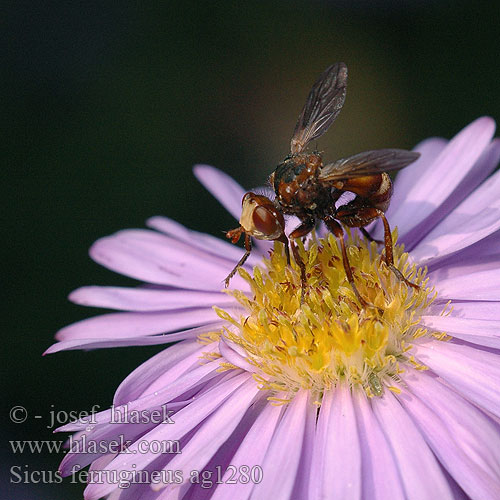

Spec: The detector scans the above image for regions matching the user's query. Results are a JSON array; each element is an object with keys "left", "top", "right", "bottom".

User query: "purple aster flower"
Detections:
[{"left": 48, "top": 116, "right": 500, "bottom": 500}]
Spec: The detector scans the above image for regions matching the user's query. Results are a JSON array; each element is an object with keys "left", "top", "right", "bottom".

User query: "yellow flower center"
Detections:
[{"left": 211, "top": 231, "right": 447, "bottom": 401}]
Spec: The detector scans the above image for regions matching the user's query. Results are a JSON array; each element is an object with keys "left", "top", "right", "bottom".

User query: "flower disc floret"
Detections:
[{"left": 216, "top": 231, "right": 444, "bottom": 400}]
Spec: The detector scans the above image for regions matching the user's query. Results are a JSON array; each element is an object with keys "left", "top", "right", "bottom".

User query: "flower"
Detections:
[{"left": 48, "top": 116, "right": 500, "bottom": 500}]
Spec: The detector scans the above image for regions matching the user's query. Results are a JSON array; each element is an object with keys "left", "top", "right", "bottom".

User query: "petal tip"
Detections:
[
  {"left": 146, "top": 215, "right": 163, "bottom": 227},
  {"left": 68, "top": 286, "right": 89, "bottom": 304},
  {"left": 472, "top": 115, "right": 496, "bottom": 135},
  {"left": 88, "top": 239, "right": 103, "bottom": 260},
  {"left": 88, "top": 237, "right": 116, "bottom": 267},
  {"left": 193, "top": 163, "right": 217, "bottom": 179},
  {"left": 43, "top": 344, "right": 59, "bottom": 355}
]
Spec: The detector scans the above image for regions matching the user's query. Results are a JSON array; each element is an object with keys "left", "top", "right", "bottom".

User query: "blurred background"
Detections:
[{"left": 4, "top": 1, "right": 499, "bottom": 497}]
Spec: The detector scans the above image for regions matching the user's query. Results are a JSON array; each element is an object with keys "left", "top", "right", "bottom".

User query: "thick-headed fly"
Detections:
[{"left": 225, "top": 62, "right": 420, "bottom": 307}]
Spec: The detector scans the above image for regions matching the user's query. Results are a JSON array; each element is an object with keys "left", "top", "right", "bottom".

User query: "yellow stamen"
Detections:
[{"left": 209, "top": 231, "right": 446, "bottom": 399}]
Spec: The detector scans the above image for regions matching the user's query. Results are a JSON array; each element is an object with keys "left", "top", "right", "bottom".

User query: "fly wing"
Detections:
[
  {"left": 319, "top": 149, "right": 420, "bottom": 181},
  {"left": 290, "top": 63, "right": 348, "bottom": 154}
]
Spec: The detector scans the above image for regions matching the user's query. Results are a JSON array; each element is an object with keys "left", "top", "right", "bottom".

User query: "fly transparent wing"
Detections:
[
  {"left": 319, "top": 149, "right": 420, "bottom": 181},
  {"left": 290, "top": 62, "right": 348, "bottom": 154}
]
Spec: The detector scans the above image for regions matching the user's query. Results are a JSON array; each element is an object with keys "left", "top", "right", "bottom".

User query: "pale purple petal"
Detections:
[
  {"left": 106, "top": 489, "right": 122, "bottom": 500},
  {"left": 386, "top": 117, "right": 495, "bottom": 239},
  {"left": 157, "top": 485, "right": 186, "bottom": 500},
  {"left": 69, "top": 286, "right": 236, "bottom": 312},
  {"left": 403, "top": 138, "right": 500, "bottom": 250},
  {"left": 44, "top": 325, "right": 218, "bottom": 353},
  {"left": 153, "top": 378, "right": 261, "bottom": 491},
  {"left": 444, "top": 300, "right": 500, "bottom": 321},
  {"left": 105, "top": 487, "right": 126, "bottom": 500},
  {"left": 210, "top": 400, "right": 283, "bottom": 500},
  {"left": 309, "top": 384, "right": 361, "bottom": 500},
  {"left": 58, "top": 360, "right": 221, "bottom": 431},
  {"left": 290, "top": 399, "right": 316, "bottom": 499},
  {"left": 411, "top": 166, "right": 500, "bottom": 264},
  {"left": 180, "top": 398, "right": 269, "bottom": 500},
  {"left": 47, "top": 309, "right": 225, "bottom": 352},
  {"left": 55, "top": 309, "right": 220, "bottom": 341},
  {"left": 60, "top": 419, "right": 153, "bottom": 477},
  {"left": 353, "top": 388, "right": 406, "bottom": 500},
  {"left": 427, "top": 239, "right": 500, "bottom": 283},
  {"left": 88, "top": 452, "right": 116, "bottom": 471},
  {"left": 387, "top": 137, "right": 448, "bottom": 216},
  {"left": 59, "top": 401, "right": 188, "bottom": 477},
  {"left": 398, "top": 403, "right": 497, "bottom": 500},
  {"left": 399, "top": 370, "right": 500, "bottom": 500},
  {"left": 193, "top": 164, "right": 246, "bottom": 220},
  {"left": 83, "top": 373, "right": 251, "bottom": 500},
  {"left": 219, "top": 337, "right": 258, "bottom": 373},
  {"left": 412, "top": 340, "right": 500, "bottom": 418},
  {"left": 420, "top": 315, "right": 500, "bottom": 348},
  {"left": 441, "top": 468, "right": 471, "bottom": 500},
  {"left": 250, "top": 390, "right": 309, "bottom": 500},
  {"left": 147, "top": 215, "right": 264, "bottom": 267},
  {"left": 105, "top": 458, "right": 166, "bottom": 500},
  {"left": 87, "top": 429, "right": 197, "bottom": 500},
  {"left": 372, "top": 390, "right": 454, "bottom": 500},
  {"left": 90, "top": 229, "right": 249, "bottom": 291},
  {"left": 59, "top": 376, "right": 218, "bottom": 477},
  {"left": 113, "top": 341, "right": 206, "bottom": 405},
  {"left": 431, "top": 269, "right": 500, "bottom": 301},
  {"left": 427, "top": 228, "right": 500, "bottom": 278}
]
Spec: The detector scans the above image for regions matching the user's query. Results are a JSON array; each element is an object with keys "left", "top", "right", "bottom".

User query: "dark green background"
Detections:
[{"left": 4, "top": 1, "right": 499, "bottom": 498}]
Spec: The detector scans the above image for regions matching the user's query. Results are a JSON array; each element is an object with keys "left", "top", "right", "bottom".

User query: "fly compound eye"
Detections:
[
  {"left": 252, "top": 206, "right": 281, "bottom": 237},
  {"left": 239, "top": 193, "right": 284, "bottom": 241}
]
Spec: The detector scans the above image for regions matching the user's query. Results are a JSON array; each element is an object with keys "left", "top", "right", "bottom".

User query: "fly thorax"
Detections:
[{"left": 274, "top": 153, "right": 322, "bottom": 210}]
